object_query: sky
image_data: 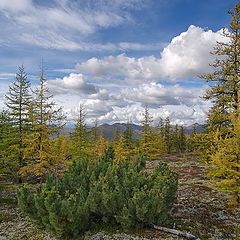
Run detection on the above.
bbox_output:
[0,0,238,126]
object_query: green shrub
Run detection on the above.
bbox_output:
[17,148,178,239]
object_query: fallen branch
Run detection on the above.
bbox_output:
[151,224,200,240]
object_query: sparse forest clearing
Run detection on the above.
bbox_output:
[1,1,240,240]
[1,153,239,240]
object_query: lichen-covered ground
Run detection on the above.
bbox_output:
[146,153,240,240]
[0,153,239,240]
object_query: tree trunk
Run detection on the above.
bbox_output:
[151,224,200,240]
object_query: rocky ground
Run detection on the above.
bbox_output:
[0,153,239,240]
[146,153,240,240]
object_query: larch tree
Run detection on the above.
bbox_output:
[202,3,240,204]
[202,3,240,133]
[209,113,240,205]
[19,68,65,180]
[49,136,71,178]
[4,66,32,181]
[71,104,91,158]
[140,106,165,160]
[94,135,108,158]
[123,122,136,156]
[162,117,172,153]
[0,110,15,178]
[178,126,186,153]
[114,135,128,164]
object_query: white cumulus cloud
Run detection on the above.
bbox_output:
[76,25,228,81]
[47,73,99,95]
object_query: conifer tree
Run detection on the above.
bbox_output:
[163,117,172,153]
[71,104,91,158]
[49,136,70,178]
[178,126,186,153]
[123,122,136,156]
[114,135,127,164]
[0,110,15,178]
[4,66,32,181]
[202,3,240,204]
[140,106,165,160]
[140,106,153,159]
[93,135,108,158]
[114,128,121,143]
[209,113,240,204]
[172,124,179,152]
[19,68,65,179]
[202,3,240,132]
[123,122,134,147]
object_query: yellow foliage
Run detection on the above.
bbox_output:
[114,136,128,164]
[209,114,240,204]
[140,129,166,160]
[19,124,70,179]
[48,136,70,176]
[93,135,107,158]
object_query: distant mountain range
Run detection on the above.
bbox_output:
[97,123,143,140]
[61,123,205,140]
[97,123,205,140]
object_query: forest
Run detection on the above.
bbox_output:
[0,2,239,240]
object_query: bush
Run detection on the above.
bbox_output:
[17,148,178,239]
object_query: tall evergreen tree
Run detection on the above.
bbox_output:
[202,3,240,132]
[4,66,32,181]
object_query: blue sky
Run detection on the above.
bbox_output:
[0,0,238,125]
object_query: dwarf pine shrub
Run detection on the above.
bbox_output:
[17,148,178,239]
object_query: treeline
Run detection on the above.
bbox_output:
[1,2,240,208]
[0,65,193,183]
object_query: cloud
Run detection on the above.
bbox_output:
[21,33,164,51]
[76,25,228,81]
[0,0,32,12]
[47,73,99,95]
[121,82,205,107]
[0,82,9,110]
[0,72,15,80]
[49,76,209,126]
[159,25,228,79]
[76,54,154,82]
[53,25,225,124]
[0,0,150,51]
[93,103,209,126]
